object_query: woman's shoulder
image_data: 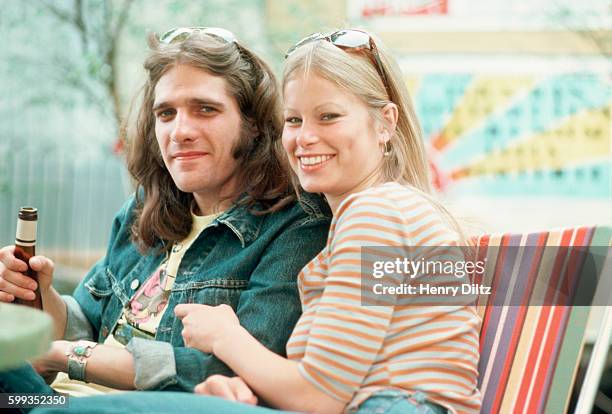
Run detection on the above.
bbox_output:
[336,182,433,219]
[333,182,459,245]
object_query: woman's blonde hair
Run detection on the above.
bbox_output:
[283,33,431,193]
[283,30,470,244]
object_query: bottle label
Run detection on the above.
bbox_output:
[16,218,37,246]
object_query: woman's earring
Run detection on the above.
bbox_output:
[382,141,392,156]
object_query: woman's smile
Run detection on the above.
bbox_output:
[298,154,336,171]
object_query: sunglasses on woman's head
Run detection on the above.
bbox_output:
[159,26,236,45]
[285,29,391,97]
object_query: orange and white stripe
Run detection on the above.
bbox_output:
[286,182,481,414]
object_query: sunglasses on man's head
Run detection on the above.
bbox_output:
[285,29,390,97]
[159,26,236,45]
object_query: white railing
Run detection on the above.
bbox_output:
[0,142,131,273]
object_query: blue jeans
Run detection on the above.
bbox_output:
[353,390,447,414]
[31,389,447,414]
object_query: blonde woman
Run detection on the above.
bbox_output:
[35,29,480,414]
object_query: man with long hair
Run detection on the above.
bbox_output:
[0,28,330,400]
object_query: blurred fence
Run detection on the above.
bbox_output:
[0,142,131,277]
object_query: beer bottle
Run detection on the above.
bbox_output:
[14,207,42,309]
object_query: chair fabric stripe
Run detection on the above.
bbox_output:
[475,226,609,414]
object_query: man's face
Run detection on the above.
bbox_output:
[153,64,243,213]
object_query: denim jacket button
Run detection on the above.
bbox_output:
[130,279,140,290]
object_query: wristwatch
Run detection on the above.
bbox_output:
[65,340,98,382]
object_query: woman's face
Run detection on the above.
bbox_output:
[282,73,385,209]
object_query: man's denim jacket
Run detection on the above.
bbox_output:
[61,192,330,392]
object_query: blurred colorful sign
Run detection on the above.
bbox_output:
[406,72,611,197]
[356,0,448,17]
[349,0,612,30]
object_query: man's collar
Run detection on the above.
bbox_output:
[215,201,265,248]
[215,192,330,248]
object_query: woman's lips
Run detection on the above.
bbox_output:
[298,154,335,171]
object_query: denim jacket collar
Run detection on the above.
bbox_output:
[215,192,331,248]
[215,201,265,248]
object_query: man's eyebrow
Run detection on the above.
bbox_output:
[189,98,226,108]
[152,101,169,112]
[152,98,226,112]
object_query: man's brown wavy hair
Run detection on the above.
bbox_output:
[125,32,292,252]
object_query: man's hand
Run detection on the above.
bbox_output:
[195,375,258,405]
[174,303,241,354]
[0,246,55,302]
[30,340,71,384]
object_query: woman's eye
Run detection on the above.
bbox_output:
[200,106,216,114]
[285,117,302,125]
[321,113,339,121]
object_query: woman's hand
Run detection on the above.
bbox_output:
[195,375,258,405]
[174,304,241,353]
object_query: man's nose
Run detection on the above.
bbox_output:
[170,112,197,143]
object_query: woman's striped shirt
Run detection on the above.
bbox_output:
[286,182,482,414]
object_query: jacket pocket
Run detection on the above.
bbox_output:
[84,267,114,299]
[84,267,130,306]
[173,278,248,308]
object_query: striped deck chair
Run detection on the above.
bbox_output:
[473,226,612,414]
